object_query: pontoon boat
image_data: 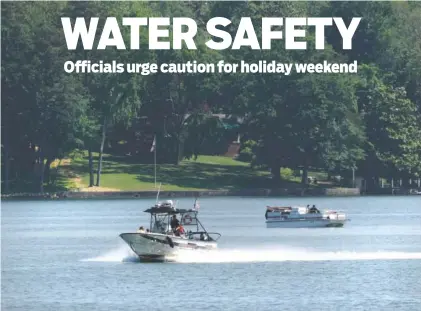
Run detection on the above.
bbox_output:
[265,205,348,228]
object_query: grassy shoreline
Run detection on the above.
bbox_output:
[5,154,418,200]
[44,154,334,192]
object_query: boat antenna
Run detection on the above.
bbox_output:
[155,183,162,204]
[193,197,200,211]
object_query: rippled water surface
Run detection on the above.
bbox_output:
[2,196,421,310]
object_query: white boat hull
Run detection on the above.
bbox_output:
[120,232,217,260]
[266,218,346,228]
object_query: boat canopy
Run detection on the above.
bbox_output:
[266,205,324,216]
[144,200,196,215]
[144,206,195,215]
[143,199,206,234]
[266,206,293,211]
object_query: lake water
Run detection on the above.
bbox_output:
[2,196,421,310]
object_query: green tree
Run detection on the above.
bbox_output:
[2,2,90,192]
[357,65,421,184]
[64,1,152,186]
[141,2,222,164]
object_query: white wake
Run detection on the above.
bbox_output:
[170,247,421,263]
[81,245,139,262]
[81,245,421,264]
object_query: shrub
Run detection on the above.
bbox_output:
[237,140,257,162]
[280,167,294,180]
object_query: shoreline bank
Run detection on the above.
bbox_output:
[2,187,420,201]
[3,187,361,200]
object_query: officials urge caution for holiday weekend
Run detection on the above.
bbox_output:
[64,60,358,75]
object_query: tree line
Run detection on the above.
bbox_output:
[2,1,421,193]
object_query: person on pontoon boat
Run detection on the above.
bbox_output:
[137,226,145,233]
[309,205,320,213]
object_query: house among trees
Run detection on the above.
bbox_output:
[107,113,244,164]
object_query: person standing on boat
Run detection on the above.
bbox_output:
[170,215,180,232]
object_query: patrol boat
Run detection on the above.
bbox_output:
[119,199,221,261]
[265,205,348,228]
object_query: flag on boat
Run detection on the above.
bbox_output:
[150,135,156,152]
[181,211,198,226]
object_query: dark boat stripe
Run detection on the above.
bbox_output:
[120,233,211,250]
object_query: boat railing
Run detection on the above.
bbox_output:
[324,212,346,220]
[266,206,292,211]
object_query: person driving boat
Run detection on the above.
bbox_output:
[309,205,320,213]
[170,215,180,232]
